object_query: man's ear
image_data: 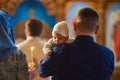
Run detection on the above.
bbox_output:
[24,27,27,35]
[73,22,77,31]
[72,17,77,31]
[24,26,28,36]
[95,25,99,34]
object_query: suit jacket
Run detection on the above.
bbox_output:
[39,35,114,80]
[17,36,48,80]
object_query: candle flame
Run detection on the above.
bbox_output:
[31,47,35,50]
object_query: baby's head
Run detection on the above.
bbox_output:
[52,21,69,45]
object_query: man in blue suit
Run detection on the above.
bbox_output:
[38,7,114,80]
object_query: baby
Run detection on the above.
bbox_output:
[43,21,73,56]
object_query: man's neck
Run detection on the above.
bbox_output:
[75,32,95,38]
[27,36,39,38]
[26,36,40,40]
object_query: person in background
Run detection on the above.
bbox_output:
[0,8,29,80]
[17,19,48,80]
[38,7,114,80]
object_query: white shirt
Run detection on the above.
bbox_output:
[17,36,48,80]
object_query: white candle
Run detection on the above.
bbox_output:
[30,47,35,63]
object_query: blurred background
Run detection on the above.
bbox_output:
[0,0,120,79]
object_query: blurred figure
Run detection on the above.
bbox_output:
[0,0,29,80]
[0,7,29,80]
[17,19,48,80]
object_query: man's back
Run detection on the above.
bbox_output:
[17,37,48,80]
[62,36,114,80]
[60,36,114,80]
[39,36,114,80]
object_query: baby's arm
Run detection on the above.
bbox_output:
[67,38,74,43]
[43,38,54,56]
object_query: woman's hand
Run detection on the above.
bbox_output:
[29,67,37,80]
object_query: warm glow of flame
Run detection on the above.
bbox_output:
[31,46,35,50]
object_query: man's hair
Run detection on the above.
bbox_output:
[77,7,99,32]
[26,19,43,37]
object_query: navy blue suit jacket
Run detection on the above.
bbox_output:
[39,36,114,80]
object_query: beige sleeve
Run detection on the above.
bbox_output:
[67,38,74,43]
[43,38,54,55]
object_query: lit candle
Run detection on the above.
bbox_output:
[30,47,35,63]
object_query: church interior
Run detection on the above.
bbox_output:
[0,0,120,79]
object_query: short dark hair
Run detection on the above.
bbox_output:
[26,19,43,37]
[77,7,99,32]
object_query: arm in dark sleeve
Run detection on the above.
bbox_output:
[38,56,55,78]
[38,44,68,78]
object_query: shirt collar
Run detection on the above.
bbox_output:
[75,35,94,42]
[27,36,40,40]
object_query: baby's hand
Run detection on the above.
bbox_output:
[43,49,52,56]
[45,51,52,56]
